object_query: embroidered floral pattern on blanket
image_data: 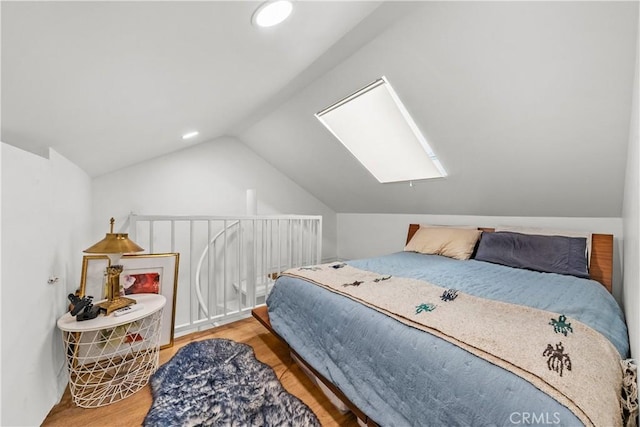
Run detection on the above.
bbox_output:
[283,263,625,427]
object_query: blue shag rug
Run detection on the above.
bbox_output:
[143,338,320,427]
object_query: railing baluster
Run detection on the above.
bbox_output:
[258,220,264,307]
[307,220,311,264]
[149,221,154,254]
[129,214,137,242]
[298,219,303,266]
[252,219,257,307]
[277,220,282,280]
[207,220,212,320]
[189,220,195,327]
[238,220,243,312]
[212,223,217,318]
[308,219,314,264]
[288,220,292,268]
[170,220,175,253]
[317,219,322,264]
[275,219,281,295]
[223,220,228,317]
[262,219,268,305]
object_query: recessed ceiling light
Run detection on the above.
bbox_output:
[252,1,293,28]
[182,131,199,140]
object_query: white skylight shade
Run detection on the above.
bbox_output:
[315,77,446,183]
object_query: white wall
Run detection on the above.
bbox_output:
[1,144,92,426]
[92,136,337,260]
[0,138,3,426]
[242,2,638,218]
[622,12,640,360]
[337,213,624,303]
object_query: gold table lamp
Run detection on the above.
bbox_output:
[84,218,145,315]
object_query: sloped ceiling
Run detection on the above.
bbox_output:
[238,1,639,217]
[1,0,382,175]
[2,1,638,217]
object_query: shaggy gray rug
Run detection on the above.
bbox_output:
[144,339,320,427]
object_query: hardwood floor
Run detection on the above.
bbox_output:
[43,317,359,427]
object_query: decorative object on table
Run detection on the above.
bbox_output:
[83,217,145,315]
[79,255,110,299]
[79,252,179,349]
[143,339,320,427]
[114,253,179,349]
[67,293,101,321]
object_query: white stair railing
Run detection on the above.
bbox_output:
[194,220,239,317]
[128,214,322,336]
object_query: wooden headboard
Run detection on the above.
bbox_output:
[406,224,613,293]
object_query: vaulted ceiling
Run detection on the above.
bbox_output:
[1,1,382,174]
[3,1,638,217]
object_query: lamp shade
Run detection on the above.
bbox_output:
[84,233,144,254]
[82,218,143,314]
[84,218,144,254]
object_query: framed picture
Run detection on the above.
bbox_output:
[79,255,109,300]
[80,253,180,349]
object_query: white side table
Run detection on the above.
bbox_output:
[57,293,166,408]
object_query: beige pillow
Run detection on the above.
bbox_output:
[405,226,482,260]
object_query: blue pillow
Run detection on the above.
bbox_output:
[474,231,589,279]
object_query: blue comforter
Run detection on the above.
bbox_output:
[266,252,629,427]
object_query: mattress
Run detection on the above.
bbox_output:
[266,252,629,426]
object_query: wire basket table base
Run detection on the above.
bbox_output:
[61,310,162,408]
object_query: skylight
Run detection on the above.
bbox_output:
[315,76,446,184]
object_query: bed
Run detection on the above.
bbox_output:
[253,225,633,426]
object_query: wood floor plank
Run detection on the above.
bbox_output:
[42,317,358,427]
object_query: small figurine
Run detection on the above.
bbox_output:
[67,294,101,321]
